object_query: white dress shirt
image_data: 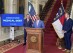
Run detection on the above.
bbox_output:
[66,18,69,21]
[27,19,29,22]
[36,20,40,26]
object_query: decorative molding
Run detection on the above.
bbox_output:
[29,0,35,3]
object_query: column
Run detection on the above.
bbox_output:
[32,0,39,14]
[35,0,39,14]
[4,0,18,13]
[70,3,73,19]
[4,0,18,40]
[25,0,28,18]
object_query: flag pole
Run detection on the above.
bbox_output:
[61,0,65,12]
[61,0,63,2]
[61,0,63,4]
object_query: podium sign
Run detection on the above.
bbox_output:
[26,28,44,53]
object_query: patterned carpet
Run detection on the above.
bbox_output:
[0,35,73,53]
[0,35,24,53]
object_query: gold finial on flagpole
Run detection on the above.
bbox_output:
[61,0,63,4]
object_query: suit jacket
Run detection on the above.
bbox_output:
[24,18,32,27]
[62,18,73,33]
[62,18,73,50]
[32,20,45,28]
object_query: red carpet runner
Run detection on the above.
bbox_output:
[44,0,67,53]
[5,44,26,53]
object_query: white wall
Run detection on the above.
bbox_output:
[70,3,73,19]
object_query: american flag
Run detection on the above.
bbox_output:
[28,2,36,22]
[31,15,36,22]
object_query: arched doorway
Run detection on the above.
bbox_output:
[19,0,25,16]
[0,0,4,14]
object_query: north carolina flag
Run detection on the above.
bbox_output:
[52,3,65,39]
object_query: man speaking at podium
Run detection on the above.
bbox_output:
[32,15,45,28]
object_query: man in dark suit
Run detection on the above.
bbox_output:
[62,12,73,52]
[32,14,45,28]
[24,14,33,45]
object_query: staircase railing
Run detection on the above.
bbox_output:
[44,0,57,24]
[40,0,72,26]
[40,0,54,20]
[44,0,72,25]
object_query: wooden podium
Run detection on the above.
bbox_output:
[25,28,44,53]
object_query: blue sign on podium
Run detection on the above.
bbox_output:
[1,14,24,26]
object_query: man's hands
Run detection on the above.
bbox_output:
[62,30,67,33]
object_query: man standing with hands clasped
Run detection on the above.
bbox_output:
[62,12,73,53]
[24,14,33,45]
